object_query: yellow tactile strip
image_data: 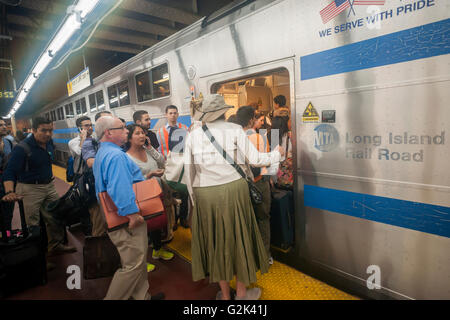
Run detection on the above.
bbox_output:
[53,165,358,300]
[52,164,71,184]
[168,227,359,300]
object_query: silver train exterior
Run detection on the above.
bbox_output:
[39,0,449,299]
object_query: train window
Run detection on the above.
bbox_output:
[89,90,105,112]
[50,110,56,121]
[118,80,130,107]
[80,98,87,115]
[136,71,151,102]
[108,81,129,108]
[152,64,170,99]
[75,98,87,115]
[45,113,50,120]
[65,103,74,118]
[75,100,81,115]
[89,93,97,112]
[96,90,105,111]
[108,85,119,109]
[55,150,62,162]
[57,107,64,120]
[135,63,170,102]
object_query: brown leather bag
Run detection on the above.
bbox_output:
[83,234,121,280]
[99,178,165,232]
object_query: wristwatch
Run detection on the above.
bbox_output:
[4,191,14,195]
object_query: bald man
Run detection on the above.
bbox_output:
[93,116,164,300]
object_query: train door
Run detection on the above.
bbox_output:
[199,59,301,259]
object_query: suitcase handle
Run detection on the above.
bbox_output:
[0,199,28,242]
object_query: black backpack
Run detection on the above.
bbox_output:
[47,141,98,217]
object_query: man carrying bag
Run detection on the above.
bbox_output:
[92,115,164,300]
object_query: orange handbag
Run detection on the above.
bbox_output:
[99,178,165,232]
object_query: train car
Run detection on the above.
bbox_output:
[38,0,450,299]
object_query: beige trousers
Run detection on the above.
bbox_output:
[16,182,65,251]
[104,222,150,300]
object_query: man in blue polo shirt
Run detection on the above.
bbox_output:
[2,117,76,259]
[94,115,164,300]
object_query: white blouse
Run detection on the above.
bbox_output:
[184,120,281,200]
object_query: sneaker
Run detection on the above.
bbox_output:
[152,249,174,261]
[147,263,156,272]
[235,287,261,300]
[268,257,274,265]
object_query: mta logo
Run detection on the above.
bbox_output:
[314,124,340,152]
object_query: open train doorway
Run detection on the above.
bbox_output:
[211,68,291,121]
[210,67,296,259]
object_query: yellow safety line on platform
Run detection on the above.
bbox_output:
[168,227,359,300]
[53,164,71,184]
[53,165,359,300]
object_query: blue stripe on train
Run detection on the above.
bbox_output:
[53,138,71,144]
[300,18,450,80]
[304,184,450,238]
[53,127,79,134]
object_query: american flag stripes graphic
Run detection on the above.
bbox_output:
[320,0,386,24]
[320,0,351,24]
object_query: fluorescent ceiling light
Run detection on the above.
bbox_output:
[31,53,52,77]
[76,0,100,18]
[48,14,81,55]
[23,75,37,92]
[7,0,101,117]
[16,91,27,103]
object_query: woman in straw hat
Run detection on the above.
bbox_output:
[184,94,283,300]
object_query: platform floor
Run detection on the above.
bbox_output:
[5,166,359,300]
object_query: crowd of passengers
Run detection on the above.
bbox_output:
[0,94,293,300]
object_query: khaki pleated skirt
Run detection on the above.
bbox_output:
[191,178,269,286]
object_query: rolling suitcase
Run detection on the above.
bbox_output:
[270,188,294,250]
[0,200,47,298]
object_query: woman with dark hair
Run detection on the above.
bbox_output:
[125,124,175,272]
[236,106,273,265]
[253,112,265,132]
[271,95,290,118]
[270,116,290,147]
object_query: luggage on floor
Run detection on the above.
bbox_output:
[270,188,294,250]
[0,200,47,298]
[83,234,121,280]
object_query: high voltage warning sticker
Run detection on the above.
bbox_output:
[302,102,319,122]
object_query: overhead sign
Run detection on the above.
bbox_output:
[67,67,92,97]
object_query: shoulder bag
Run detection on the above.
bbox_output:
[98,178,165,232]
[201,124,263,205]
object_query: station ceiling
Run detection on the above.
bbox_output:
[0,0,235,119]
